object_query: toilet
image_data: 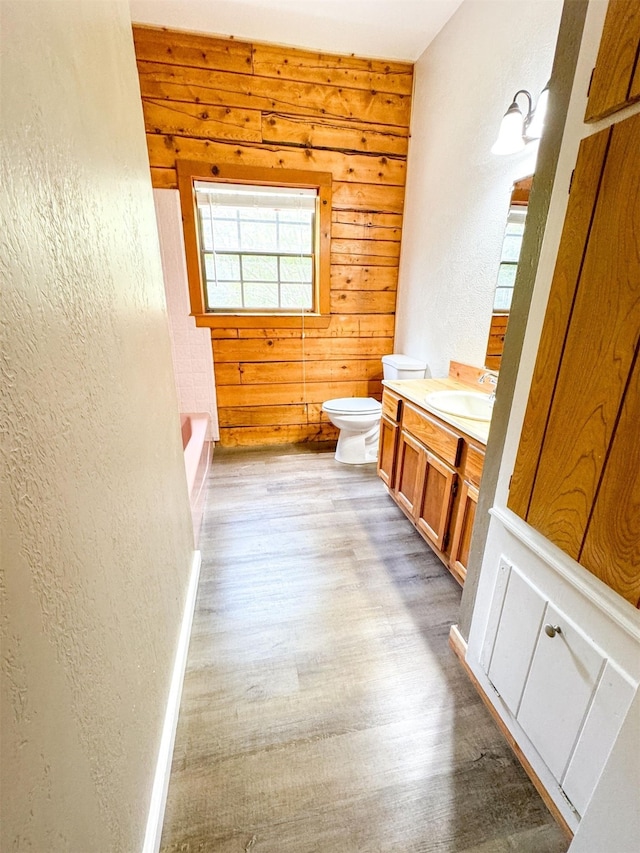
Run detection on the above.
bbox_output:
[322,354,427,464]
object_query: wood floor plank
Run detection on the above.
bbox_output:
[160,446,568,853]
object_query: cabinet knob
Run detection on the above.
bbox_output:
[544,624,562,638]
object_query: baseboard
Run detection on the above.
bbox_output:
[143,550,202,853]
[448,624,573,841]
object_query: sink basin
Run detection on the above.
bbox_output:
[425,390,494,422]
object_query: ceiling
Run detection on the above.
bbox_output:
[128,0,465,62]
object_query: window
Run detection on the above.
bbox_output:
[493,205,526,312]
[178,161,331,326]
[196,183,315,312]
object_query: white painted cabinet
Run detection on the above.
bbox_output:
[486,567,546,714]
[482,560,636,818]
[517,602,605,782]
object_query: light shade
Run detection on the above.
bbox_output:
[527,84,549,140]
[491,101,526,155]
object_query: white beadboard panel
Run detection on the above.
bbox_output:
[479,555,511,673]
[516,603,606,783]
[562,661,637,817]
[486,567,547,715]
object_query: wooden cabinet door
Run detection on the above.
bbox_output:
[377,414,399,488]
[585,0,640,121]
[415,451,457,552]
[394,430,426,519]
[449,480,478,584]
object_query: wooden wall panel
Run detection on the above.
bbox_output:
[133,24,411,447]
[215,359,383,386]
[136,61,411,125]
[250,43,414,94]
[210,315,395,339]
[508,111,640,606]
[584,0,640,122]
[146,135,407,185]
[485,313,509,371]
[526,115,640,559]
[507,129,611,519]
[262,114,409,157]
[580,345,640,607]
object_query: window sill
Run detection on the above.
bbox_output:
[193,313,332,329]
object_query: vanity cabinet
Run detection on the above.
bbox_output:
[379,387,485,584]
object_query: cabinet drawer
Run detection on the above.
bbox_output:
[465,444,485,488]
[402,403,462,467]
[382,389,402,422]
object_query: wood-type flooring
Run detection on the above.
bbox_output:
[160,445,569,853]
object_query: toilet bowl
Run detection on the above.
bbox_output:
[321,397,382,464]
[323,353,427,465]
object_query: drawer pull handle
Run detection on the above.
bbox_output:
[544,624,562,638]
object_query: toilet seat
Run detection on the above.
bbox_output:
[322,397,382,416]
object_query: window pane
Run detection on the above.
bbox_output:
[505,220,525,236]
[204,254,215,279]
[279,224,312,253]
[279,209,313,223]
[237,206,276,222]
[244,282,279,308]
[242,255,278,281]
[200,217,214,251]
[240,220,277,251]
[215,254,240,281]
[496,263,517,289]
[281,283,313,309]
[501,233,523,263]
[280,255,312,283]
[206,281,242,309]
[494,287,513,311]
[211,216,239,250]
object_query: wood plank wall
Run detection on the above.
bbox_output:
[133,25,413,446]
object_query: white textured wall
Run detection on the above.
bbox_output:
[395,0,562,377]
[0,1,194,850]
[154,190,219,440]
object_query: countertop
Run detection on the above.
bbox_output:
[382,378,492,445]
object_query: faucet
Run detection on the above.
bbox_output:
[478,371,498,402]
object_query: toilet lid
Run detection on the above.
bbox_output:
[322,397,382,415]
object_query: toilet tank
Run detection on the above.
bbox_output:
[382,354,427,380]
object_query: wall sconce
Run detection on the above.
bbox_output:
[492,83,550,155]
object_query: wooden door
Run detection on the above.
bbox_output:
[449,480,478,585]
[394,431,426,519]
[415,452,457,553]
[377,414,399,488]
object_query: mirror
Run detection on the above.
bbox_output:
[485,176,531,370]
